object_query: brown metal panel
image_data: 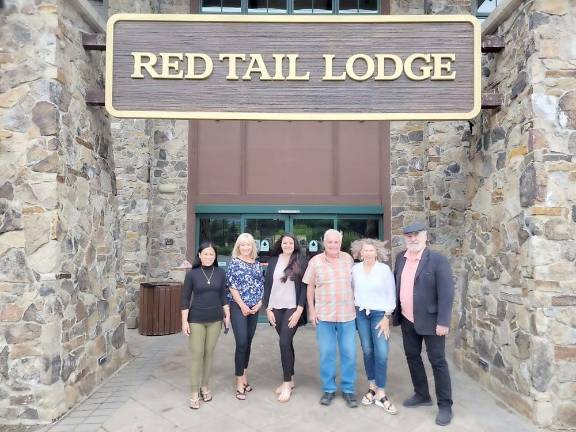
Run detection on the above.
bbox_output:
[337,122,381,196]
[197,121,243,195]
[245,121,333,196]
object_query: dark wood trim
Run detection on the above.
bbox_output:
[187,120,199,258]
[380,121,391,247]
[187,0,198,255]
[82,33,106,50]
[481,35,505,53]
[482,93,503,109]
[381,0,391,245]
[381,0,390,14]
[86,89,105,106]
[240,122,247,196]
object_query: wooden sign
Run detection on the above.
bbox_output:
[106,14,481,121]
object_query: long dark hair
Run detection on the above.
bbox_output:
[270,233,302,283]
[192,242,219,268]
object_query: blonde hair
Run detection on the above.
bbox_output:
[350,238,390,262]
[232,233,258,260]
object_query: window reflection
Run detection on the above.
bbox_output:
[202,0,378,14]
[198,216,241,266]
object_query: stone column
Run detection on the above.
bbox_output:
[389,1,427,258]
[146,0,190,282]
[107,0,159,328]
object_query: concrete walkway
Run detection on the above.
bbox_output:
[40,326,538,432]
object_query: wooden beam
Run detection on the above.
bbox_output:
[482,35,505,53]
[482,93,503,109]
[86,89,105,106]
[82,33,106,51]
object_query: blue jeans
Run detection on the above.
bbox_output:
[355,308,389,389]
[316,320,357,394]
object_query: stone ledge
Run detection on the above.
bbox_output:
[482,0,523,36]
[71,0,106,33]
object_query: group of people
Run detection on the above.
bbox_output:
[180,222,456,426]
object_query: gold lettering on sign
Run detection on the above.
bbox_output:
[374,54,403,81]
[184,53,213,79]
[404,54,433,81]
[322,55,345,81]
[242,54,272,81]
[431,54,456,80]
[286,54,310,81]
[345,54,374,82]
[159,53,184,79]
[131,52,160,79]
[272,54,286,80]
[130,52,457,82]
[219,53,246,80]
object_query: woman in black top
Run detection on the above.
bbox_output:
[263,233,307,402]
[181,242,230,410]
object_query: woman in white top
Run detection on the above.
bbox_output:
[351,238,398,414]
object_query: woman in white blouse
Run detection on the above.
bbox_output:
[351,238,398,414]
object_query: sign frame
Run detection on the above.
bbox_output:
[105,14,482,121]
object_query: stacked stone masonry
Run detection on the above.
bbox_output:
[454,1,576,430]
[0,0,575,429]
[0,0,128,423]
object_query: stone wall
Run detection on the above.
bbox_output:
[454,1,576,430]
[0,0,127,423]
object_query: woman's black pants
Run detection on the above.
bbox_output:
[230,301,259,376]
[273,308,299,382]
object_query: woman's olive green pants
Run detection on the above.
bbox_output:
[189,321,221,394]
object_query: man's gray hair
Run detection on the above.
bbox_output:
[323,229,343,242]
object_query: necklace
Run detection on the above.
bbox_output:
[200,267,215,285]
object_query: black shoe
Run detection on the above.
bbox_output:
[320,392,336,406]
[436,407,453,426]
[342,392,358,408]
[402,394,433,408]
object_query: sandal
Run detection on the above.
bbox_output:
[375,394,398,415]
[189,395,200,410]
[275,383,295,394]
[200,388,212,402]
[236,387,246,401]
[362,389,376,405]
[244,383,253,392]
[277,385,293,403]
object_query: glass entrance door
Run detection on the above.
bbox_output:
[197,212,382,266]
[244,215,287,264]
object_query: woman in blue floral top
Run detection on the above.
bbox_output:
[226,232,264,400]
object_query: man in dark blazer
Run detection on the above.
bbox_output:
[392,222,455,426]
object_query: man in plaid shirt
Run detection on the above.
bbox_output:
[304,229,357,408]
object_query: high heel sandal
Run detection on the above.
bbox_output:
[200,388,212,402]
[189,395,200,410]
[362,389,376,405]
[236,386,246,400]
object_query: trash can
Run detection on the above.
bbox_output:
[139,282,182,336]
